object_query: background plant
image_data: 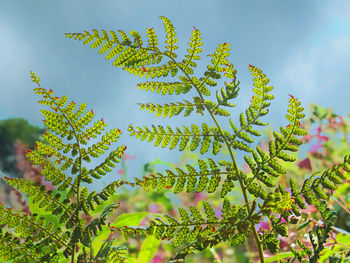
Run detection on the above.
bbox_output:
[100,103,350,263]
[0,73,142,262]
[1,102,349,262]
[0,119,45,211]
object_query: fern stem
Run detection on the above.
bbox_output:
[52,90,82,262]
[213,113,265,263]
[36,81,83,262]
[71,249,75,263]
[209,109,265,262]
[119,41,266,262]
[166,55,265,262]
[72,123,82,263]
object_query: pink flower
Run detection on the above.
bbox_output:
[150,255,164,263]
[194,193,206,204]
[318,135,329,143]
[302,135,313,143]
[310,143,322,153]
[297,158,312,171]
[315,126,322,135]
[279,236,290,249]
[257,220,270,233]
[125,154,136,161]
[302,125,329,154]
[329,116,344,129]
[118,169,125,176]
[338,116,344,125]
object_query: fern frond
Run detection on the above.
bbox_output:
[1,72,133,261]
[179,25,203,75]
[244,96,306,194]
[25,144,77,192]
[211,75,240,116]
[138,98,205,118]
[29,71,126,184]
[81,201,121,246]
[137,81,192,95]
[135,158,237,197]
[128,123,227,155]
[160,16,178,59]
[1,177,77,221]
[260,191,295,215]
[64,16,350,263]
[290,155,350,211]
[82,179,135,216]
[228,65,275,151]
[65,16,182,79]
[0,202,71,262]
[145,27,160,52]
[93,241,129,263]
[84,145,126,182]
[198,42,231,91]
[285,156,350,262]
[290,205,338,262]
[144,200,220,248]
[157,200,250,262]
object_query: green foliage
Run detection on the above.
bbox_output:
[0,118,44,175]
[135,158,236,198]
[65,16,350,262]
[128,123,227,155]
[0,72,136,262]
[134,236,161,263]
[287,156,350,262]
[0,15,348,263]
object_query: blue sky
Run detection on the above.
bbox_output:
[1,0,349,191]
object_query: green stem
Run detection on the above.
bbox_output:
[127,44,266,262]
[46,87,82,263]
[165,55,265,262]
[209,105,265,263]
[35,82,83,262]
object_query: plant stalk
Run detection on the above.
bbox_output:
[167,55,265,262]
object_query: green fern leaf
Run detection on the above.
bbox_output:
[173,227,189,247]
[202,201,218,222]
[160,16,178,59]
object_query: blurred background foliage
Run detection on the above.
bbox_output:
[0,103,349,262]
[0,118,44,175]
